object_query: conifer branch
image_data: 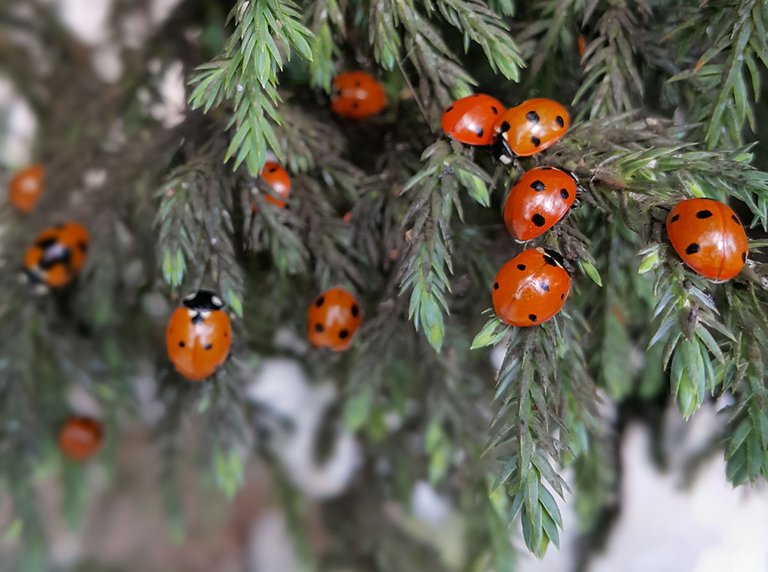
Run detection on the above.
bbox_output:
[669,0,768,149]
[307,0,346,91]
[396,140,491,352]
[188,0,313,175]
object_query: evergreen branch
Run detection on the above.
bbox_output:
[307,0,346,91]
[431,0,525,81]
[156,150,245,314]
[573,2,647,117]
[396,140,491,352]
[188,0,313,175]
[669,0,768,148]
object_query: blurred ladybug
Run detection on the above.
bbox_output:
[666,198,748,282]
[166,290,232,381]
[578,35,587,58]
[260,161,291,208]
[307,287,362,351]
[492,248,571,327]
[494,98,570,157]
[503,167,579,241]
[8,164,44,213]
[331,71,387,120]
[23,222,89,290]
[58,417,103,461]
[441,94,505,146]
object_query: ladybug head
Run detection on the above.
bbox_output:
[183,289,224,311]
[19,267,50,296]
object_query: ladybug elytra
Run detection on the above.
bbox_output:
[666,198,748,282]
[23,222,89,289]
[58,417,103,461]
[260,161,291,208]
[492,248,571,327]
[307,287,362,351]
[494,98,570,157]
[503,167,578,241]
[442,94,505,146]
[8,164,44,213]
[331,71,387,120]
[166,290,232,381]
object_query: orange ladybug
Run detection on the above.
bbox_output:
[503,167,578,241]
[331,71,387,120]
[494,98,570,157]
[666,198,748,282]
[166,290,232,381]
[441,94,505,146]
[261,161,291,208]
[492,248,571,327]
[578,35,587,58]
[58,417,103,461]
[307,287,362,351]
[8,164,44,213]
[23,222,89,289]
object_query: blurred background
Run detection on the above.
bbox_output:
[1,1,768,571]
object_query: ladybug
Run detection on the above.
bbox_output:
[260,161,291,208]
[441,94,505,146]
[331,71,387,120]
[307,287,362,351]
[503,167,578,241]
[166,290,232,381]
[58,417,103,461]
[666,198,748,282]
[8,164,44,213]
[494,98,570,157]
[578,35,587,58]
[23,222,89,289]
[492,248,571,327]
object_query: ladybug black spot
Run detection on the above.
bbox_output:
[498,121,511,133]
[332,88,341,97]
[493,282,499,290]
[178,341,185,348]
[352,102,360,108]
[532,214,546,227]
[541,282,550,292]
[543,255,557,267]
[742,252,747,262]
[78,240,88,253]
[315,324,324,333]
[560,293,565,300]
[531,136,541,147]
[686,243,700,255]
[531,180,545,192]
[560,188,569,199]
[490,106,499,115]
[316,296,325,308]
[732,214,741,224]
[517,264,526,271]
[339,329,349,339]
[696,210,713,219]
[268,166,278,173]
[526,111,540,123]
[670,214,680,223]
[224,332,228,338]
[351,304,359,317]
[354,80,361,87]
[555,115,565,128]
[446,105,454,112]
[529,314,538,322]
[204,343,213,350]
[476,127,484,137]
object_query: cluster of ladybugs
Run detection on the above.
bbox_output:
[440,92,750,326]
[7,70,751,459]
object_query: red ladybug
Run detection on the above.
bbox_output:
[492,248,571,327]
[494,98,570,157]
[58,417,103,461]
[166,290,232,381]
[307,287,362,351]
[23,222,89,289]
[8,164,44,213]
[260,161,291,208]
[441,94,505,146]
[578,35,587,58]
[666,198,748,282]
[503,167,578,241]
[331,71,387,120]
